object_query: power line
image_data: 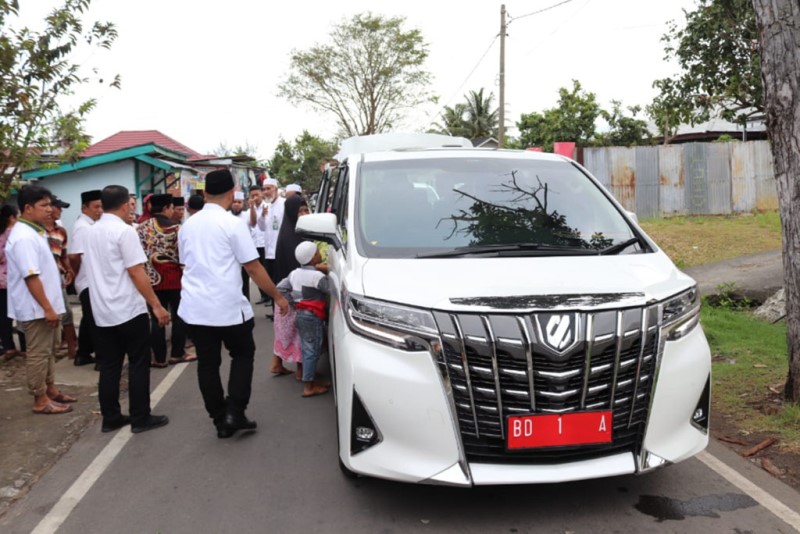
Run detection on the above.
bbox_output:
[422,34,499,129]
[508,0,576,23]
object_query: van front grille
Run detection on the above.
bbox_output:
[432,306,661,464]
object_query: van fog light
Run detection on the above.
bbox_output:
[355,427,376,442]
[693,408,705,422]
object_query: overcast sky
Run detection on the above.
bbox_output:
[17,0,698,160]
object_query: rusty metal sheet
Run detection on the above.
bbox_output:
[658,145,686,215]
[608,147,636,211]
[634,146,659,219]
[731,142,757,212]
[582,148,610,190]
[683,143,709,215]
[707,143,732,214]
[753,141,779,211]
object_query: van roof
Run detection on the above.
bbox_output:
[336,133,472,159]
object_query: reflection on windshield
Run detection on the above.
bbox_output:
[356,157,637,258]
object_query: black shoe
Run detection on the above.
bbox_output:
[74,354,96,366]
[216,422,236,439]
[224,412,257,431]
[255,297,268,305]
[101,415,131,433]
[131,414,169,434]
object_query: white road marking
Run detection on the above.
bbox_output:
[697,450,800,532]
[31,363,189,534]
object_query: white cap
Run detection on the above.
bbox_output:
[233,191,245,200]
[295,241,318,265]
[286,183,302,193]
[264,177,278,187]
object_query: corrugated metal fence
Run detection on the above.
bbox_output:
[581,141,778,218]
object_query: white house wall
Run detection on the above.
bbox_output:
[31,159,135,236]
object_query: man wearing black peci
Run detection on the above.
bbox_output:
[178,169,288,438]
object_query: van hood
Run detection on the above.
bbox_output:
[359,253,694,312]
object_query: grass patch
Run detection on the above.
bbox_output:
[640,211,781,268]
[701,303,800,446]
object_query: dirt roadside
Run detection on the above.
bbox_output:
[0,251,795,519]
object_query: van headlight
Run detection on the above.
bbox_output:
[661,286,700,341]
[344,291,438,351]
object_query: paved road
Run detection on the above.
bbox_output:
[685,249,783,299]
[2,312,799,533]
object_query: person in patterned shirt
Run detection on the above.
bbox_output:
[136,194,195,367]
[46,197,77,360]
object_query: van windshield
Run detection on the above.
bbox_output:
[355,157,640,259]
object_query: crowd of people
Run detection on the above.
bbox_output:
[0,170,330,438]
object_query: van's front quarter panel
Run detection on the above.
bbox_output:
[336,330,463,483]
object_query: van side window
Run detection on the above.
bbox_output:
[335,172,349,250]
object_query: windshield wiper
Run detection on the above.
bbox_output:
[599,237,642,255]
[416,243,597,258]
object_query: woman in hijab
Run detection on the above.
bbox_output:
[270,195,310,378]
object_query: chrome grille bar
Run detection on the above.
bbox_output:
[628,307,649,428]
[452,315,480,438]
[609,311,623,408]
[580,314,595,409]
[481,316,505,440]
[517,316,536,412]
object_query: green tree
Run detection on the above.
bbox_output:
[0,0,118,201]
[513,80,600,152]
[278,13,433,137]
[267,131,337,192]
[648,0,762,139]
[431,102,470,138]
[595,101,652,147]
[432,88,499,141]
[753,0,800,401]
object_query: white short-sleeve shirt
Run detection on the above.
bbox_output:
[5,219,66,321]
[75,213,148,327]
[178,203,259,326]
[70,213,95,295]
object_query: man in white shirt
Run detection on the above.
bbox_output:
[75,185,171,434]
[179,169,288,439]
[5,184,74,414]
[247,185,270,305]
[67,189,103,367]
[257,178,285,316]
[231,191,251,298]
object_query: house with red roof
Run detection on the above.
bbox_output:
[22,130,266,234]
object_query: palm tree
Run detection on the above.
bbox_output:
[463,88,499,140]
[432,103,470,138]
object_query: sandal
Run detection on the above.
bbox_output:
[169,354,197,365]
[271,367,292,377]
[150,361,168,368]
[49,391,77,403]
[33,402,73,415]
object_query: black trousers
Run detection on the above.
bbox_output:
[95,313,151,424]
[76,288,97,358]
[256,247,268,300]
[0,288,26,353]
[149,289,186,363]
[188,319,255,423]
[241,266,250,300]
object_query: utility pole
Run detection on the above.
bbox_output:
[498,4,507,148]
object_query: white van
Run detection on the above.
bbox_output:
[297,133,710,486]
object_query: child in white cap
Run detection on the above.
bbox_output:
[276,241,330,397]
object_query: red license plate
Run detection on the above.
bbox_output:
[506,411,613,449]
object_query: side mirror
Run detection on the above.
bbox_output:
[296,213,341,249]
[625,210,639,224]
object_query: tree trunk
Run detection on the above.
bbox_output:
[753,0,800,401]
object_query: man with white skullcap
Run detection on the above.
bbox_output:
[285,184,302,198]
[256,177,285,317]
[179,169,289,438]
[231,191,252,298]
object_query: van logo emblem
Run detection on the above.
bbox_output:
[534,312,581,358]
[545,315,573,350]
